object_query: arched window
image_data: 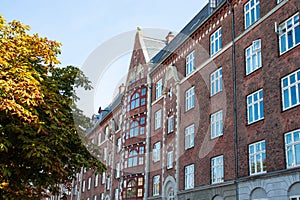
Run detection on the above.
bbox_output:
[127,180,137,198]
[130,121,139,138]
[128,150,138,167]
[167,188,175,200]
[130,93,140,109]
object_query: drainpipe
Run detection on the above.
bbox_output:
[226,0,239,199]
[145,68,153,199]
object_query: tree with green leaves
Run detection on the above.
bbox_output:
[0,15,105,199]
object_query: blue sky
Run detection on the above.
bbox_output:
[2,0,207,116]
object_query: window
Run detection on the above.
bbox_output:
[116,162,120,178]
[167,151,173,169]
[98,133,101,145]
[277,0,283,3]
[211,28,222,55]
[82,180,86,192]
[107,177,110,190]
[103,147,107,161]
[186,51,195,76]
[130,93,140,109]
[185,124,195,149]
[282,69,300,110]
[95,174,99,187]
[245,40,262,75]
[101,172,106,184]
[153,142,161,162]
[249,140,266,175]
[128,150,138,167]
[139,146,144,165]
[88,177,91,190]
[211,155,224,184]
[127,180,137,198]
[117,137,122,152]
[167,116,174,133]
[285,129,300,168]
[130,121,139,138]
[138,177,143,186]
[94,195,97,200]
[279,13,300,55]
[153,175,160,196]
[247,89,264,124]
[155,110,162,130]
[114,189,119,200]
[185,87,195,111]
[185,164,194,189]
[167,188,175,200]
[244,0,260,29]
[105,126,109,139]
[156,79,162,99]
[211,68,223,96]
[211,110,223,139]
[101,193,104,200]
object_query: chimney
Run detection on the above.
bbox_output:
[165,32,174,44]
[119,83,125,94]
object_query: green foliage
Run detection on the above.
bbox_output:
[0,15,105,199]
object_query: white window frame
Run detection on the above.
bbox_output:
[101,172,106,184]
[82,180,86,192]
[88,177,91,190]
[249,140,266,175]
[211,68,223,96]
[156,79,163,99]
[290,195,300,200]
[247,89,264,124]
[154,109,162,130]
[153,142,161,162]
[185,164,194,189]
[244,0,260,29]
[95,174,99,187]
[153,175,160,196]
[167,115,174,133]
[211,155,224,184]
[185,87,195,111]
[281,69,300,110]
[186,51,195,76]
[117,137,122,152]
[210,27,222,56]
[94,195,97,200]
[245,39,262,75]
[114,188,119,200]
[279,13,300,55]
[167,151,173,169]
[211,110,223,139]
[185,124,195,150]
[285,129,300,168]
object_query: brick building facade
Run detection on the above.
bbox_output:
[68,0,300,199]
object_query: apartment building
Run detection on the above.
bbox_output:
[70,0,300,199]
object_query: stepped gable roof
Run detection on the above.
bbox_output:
[150,0,226,67]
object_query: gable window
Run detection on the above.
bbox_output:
[211,28,222,56]
[211,68,223,96]
[211,155,224,184]
[247,89,264,124]
[153,142,161,162]
[244,0,260,29]
[282,69,300,110]
[185,87,195,111]
[211,110,223,139]
[128,150,138,167]
[279,13,300,55]
[246,40,262,75]
[153,175,160,196]
[249,140,266,175]
[186,51,195,76]
[285,129,300,168]
[154,110,162,130]
[167,115,174,133]
[130,93,140,109]
[156,79,162,99]
[167,151,173,169]
[185,164,194,189]
[185,124,195,149]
